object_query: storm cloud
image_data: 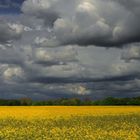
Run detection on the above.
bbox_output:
[0,0,140,100]
[22,0,140,47]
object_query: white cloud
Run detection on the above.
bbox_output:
[34,37,59,48]
[34,46,78,63]
[2,66,25,83]
[22,0,59,26]
[8,23,24,35]
[0,22,24,43]
[22,0,53,14]
[44,84,91,95]
[111,60,140,76]
[42,62,87,77]
[121,43,140,62]
[69,85,90,95]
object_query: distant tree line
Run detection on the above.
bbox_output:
[0,97,140,106]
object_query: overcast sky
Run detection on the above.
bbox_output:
[0,0,140,100]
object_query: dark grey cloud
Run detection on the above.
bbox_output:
[22,0,140,48]
[0,0,140,100]
[4,75,140,100]
[0,46,24,65]
[115,0,140,12]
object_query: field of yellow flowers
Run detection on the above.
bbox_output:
[0,106,140,140]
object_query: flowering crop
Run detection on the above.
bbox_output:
[0,106,140,140]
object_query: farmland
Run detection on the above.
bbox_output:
[0,106,140,140]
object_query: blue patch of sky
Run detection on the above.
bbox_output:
[0,0,25,14]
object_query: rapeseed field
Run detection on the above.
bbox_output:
[0,106,140,140]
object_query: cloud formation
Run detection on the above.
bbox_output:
[0,21,23,43]
[34,46,78,65]
[22,0,140,47]
[121,43,140,62]
[0,0,140,100]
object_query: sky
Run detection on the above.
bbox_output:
[0,0,140,100]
